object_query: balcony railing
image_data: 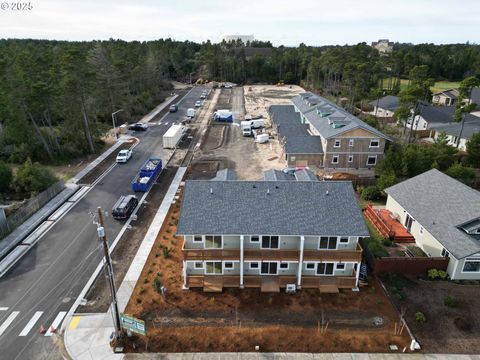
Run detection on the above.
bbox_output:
[182,242,362,263]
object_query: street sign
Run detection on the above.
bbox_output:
[120,313,146,336]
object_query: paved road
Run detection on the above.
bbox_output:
[0,86,205,360]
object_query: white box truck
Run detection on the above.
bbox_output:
[163,124,185,149]
[241,121,252,136]
[187,108,195,118]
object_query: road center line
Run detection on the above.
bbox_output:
[19,311,43,337]
[45,311,66,337]
[0,311,20,337]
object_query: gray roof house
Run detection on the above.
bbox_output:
[432,89,460,106]
[385,169,480,280]
[177,178,367,292]
[369,95,400,117]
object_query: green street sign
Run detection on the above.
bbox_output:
[120,313,146,336]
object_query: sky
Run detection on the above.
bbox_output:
[1,0,479,46]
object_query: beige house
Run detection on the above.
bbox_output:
[432,89,459,106]
[371,39,394,54]
[385,169,480,280]
[177,171,368,293]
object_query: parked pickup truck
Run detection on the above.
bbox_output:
[131,157,162,192]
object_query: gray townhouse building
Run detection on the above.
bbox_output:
[176,170,368,293]
[269,93,390,170]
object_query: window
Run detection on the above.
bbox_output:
[367,156,377,166]
[441,248,450,258]
[423,122,427,129]
[336,263,345,270]
[193,235,203,243]
[261,236,279,249]
[249,262,259,269]
[316,262,334,275]
[369,139,380,148]
[319,236,337,250]
[194,262,203,269]
[205,261,222,274]
[463,258,480,273]
[349,139,354,147]
[250,235,260,243]
[261,262,278,275]
[224,262,234,269]
[306,263,315,270]
[339,237,349,244]
[205,235,222,248]
[280,263,289,270]
[332,155,339,164]
[348,155,353,163]
[334,139,341,148]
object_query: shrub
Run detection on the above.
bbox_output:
[153,276,162,293]
[427,268,439,279]
[444,296,457,308]
[360,186,382,201]
[139,286,145,294]
[415,312,426,323]
[438,270,447,279]
[0,161,13,193]
[445,162,475,180]
[15,159,58,193]
[162,247,171,258]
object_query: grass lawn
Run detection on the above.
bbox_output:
[381,78,460,93]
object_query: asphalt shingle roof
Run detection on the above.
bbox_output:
[419,105,457,125]
[177,180,369,237]
[270,105,323,154]
[433,89,459,99]
[211,169,237,181]
[292,92,390,140]
[369,95,400,111]
[385,169,480,259]
[432,117,480,140]
[262,169,318,181]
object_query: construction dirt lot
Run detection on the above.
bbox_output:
[382,274,480,354]
[190,85,308,180]
[120,186,413,354]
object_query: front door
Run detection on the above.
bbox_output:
[404,214,413,232]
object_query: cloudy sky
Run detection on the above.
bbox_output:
[1,0,479,45]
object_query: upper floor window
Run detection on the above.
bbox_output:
[349,139,354,147]
[319,236,337,250]
[369,139,380,148]
[334,139,341,148]
[261,236,279,249]
[348,155,353,163]
[367,156,377,166]
[332,155,339,164]
[205,235,222,248]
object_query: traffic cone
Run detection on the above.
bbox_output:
[39,325,46,334]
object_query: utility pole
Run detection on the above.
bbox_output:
[96,207,122,339]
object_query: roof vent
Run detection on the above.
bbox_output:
[275,185,279,189]
[267,188,270,195]
[325,190,329,196]
[253,185,256,188]
[210,188,213,194]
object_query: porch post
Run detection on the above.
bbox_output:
[353,261,361,291]
[182,260,188,290]
[240,235,244,288]
[297,236,305,289]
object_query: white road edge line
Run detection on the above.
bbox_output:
[61,87,197,336]
[19,311,43,337]
[45,311,66,337]
[0,311,20,337]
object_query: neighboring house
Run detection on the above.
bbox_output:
[288,92,391,169]
[371,39,394,54]
[432,89,459,106]
[368,95,400,118]
[467,87,480,110]
[222,34,255,44]
[408,104,480,150]
[432,117,480,151]
[177,170,368,293]
[385,169,480,280]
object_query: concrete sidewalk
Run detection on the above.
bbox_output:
[138,94,178,123]
[65,167,187,360]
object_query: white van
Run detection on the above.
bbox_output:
[241,121,252,136]
[187,108,196,118]
[250,119,265,129]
